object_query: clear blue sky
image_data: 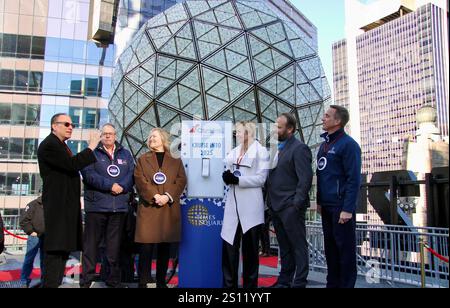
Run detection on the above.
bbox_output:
[290,0,345,86]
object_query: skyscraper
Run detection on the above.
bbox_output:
[333,0,449,175]
[332,0,449,223]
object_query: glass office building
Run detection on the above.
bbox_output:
[109,0,331,160]
[0,0,115,213]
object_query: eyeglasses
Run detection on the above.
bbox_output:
[101,132,116,136]
[55,122,76,128]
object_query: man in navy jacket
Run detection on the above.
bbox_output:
[316,105,361,288]
[80,123,135,288]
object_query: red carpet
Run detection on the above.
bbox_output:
[0,257,278,286]
[259,256,278,268]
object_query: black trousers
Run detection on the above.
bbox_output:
[222,224,261,288]
[321,206,357,288]
[42,251,69,288]
[138,243,170,287]
[81,212,125,287]
[260,210,271,254]
[271,206,308,288]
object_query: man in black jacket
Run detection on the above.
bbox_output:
[19,196,45,287]
[266,113,313,288]
[37,113,100,288]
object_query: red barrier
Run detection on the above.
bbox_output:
[424,244,449,263]
[2,228,28,241]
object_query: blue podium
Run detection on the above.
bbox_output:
[178,198,224,288]
[177,121,232,288]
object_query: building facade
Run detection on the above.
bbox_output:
[333,0,449,175]
[333,0,449,223]
[0,0,115,214]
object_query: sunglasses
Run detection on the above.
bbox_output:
[56,122,76,128]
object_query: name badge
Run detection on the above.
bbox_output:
[107,165,121,177]
[233,170,242,177]
[153,172,167,185]
[317,157,327,171]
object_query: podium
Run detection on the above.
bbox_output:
[178,121,232,288]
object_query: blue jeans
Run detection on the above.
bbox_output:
[20,235,44,286]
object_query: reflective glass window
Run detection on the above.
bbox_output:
[44,37,60,61]
[98,108,109,127]
[104,45,115,66]
[59,38,74,62]
[0,138,8,159]
[11,104,27,125]
[26,104,40,126]
[14,71,29,90]
[9,139,24,159]
[0,70,14,90]
[2,34,17,57]
[72,40,86,64]
[56,72,72,94]
[84,108,98,128]
[101,77,111,98]
[28,71,43,92]
[85,77,99,96]
[42,72,58,93]
[86,42,101,65]
[23,139,39,160]
[31,36,46,59]
[70,74,83,95]
[16,35,31,58]
[69,107,82,127]
[0,103,11,124]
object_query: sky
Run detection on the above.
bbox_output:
[290,0,346,89]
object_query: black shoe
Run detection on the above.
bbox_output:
[80,282,93,288]
[268,282,290,288]
[156,283,168,288]
[106,282,128,288]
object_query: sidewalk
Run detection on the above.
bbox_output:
[0,253,416,288]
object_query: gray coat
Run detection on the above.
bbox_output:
[266,136,313,212]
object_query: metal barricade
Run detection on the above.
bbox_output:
[305,222,448,288]
[2,215,27,253]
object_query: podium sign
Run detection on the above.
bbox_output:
[178,121,232,288]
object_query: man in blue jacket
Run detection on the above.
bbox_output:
[316,105,361,288]
[80,123,135,288]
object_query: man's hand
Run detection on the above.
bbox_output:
[88,130,101,151]
[111,183,123,195]
[30,232,38,237]
[338,211,353,224]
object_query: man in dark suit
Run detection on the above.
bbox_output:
[266,113,313,288]
[37,113,100,288]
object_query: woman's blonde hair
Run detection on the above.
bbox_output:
[147,127,170,152]
[236,121,257,139]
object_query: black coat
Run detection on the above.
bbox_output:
[38,133,96,252]
[19,197,45,236]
